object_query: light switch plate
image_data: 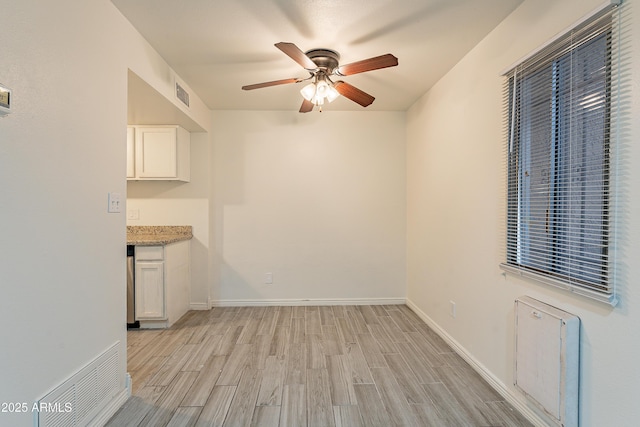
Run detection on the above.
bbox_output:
[0,83,11,116]
[108,192,121,213]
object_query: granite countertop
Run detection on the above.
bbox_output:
[127,225,193,246]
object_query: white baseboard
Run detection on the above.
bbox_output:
[209,297,405,307]
[405,299,549,427]
[86,386,130,427]
[189,302,210,310]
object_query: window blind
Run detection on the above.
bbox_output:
[501,2,630,305]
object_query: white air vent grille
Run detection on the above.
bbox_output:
[175,81,190,108]
[42,387,75,427]
[38,342,120,427]
[514,297,579,427]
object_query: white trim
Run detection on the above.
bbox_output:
[500,263,618,306]
[500,0,620,75]
[137,319,169,329]
[209,297,405,307]
[189,302,210,311]
[86,387,130,427]
[405,298,552,427]
[125,372,132,394]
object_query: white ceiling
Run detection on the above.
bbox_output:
[113,0,523,113]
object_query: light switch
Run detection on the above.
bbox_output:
[108,192,121,213]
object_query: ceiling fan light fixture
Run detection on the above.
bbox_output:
[300,82,316,101]
[300,79,340,108]
[326,85,340,103]
[315,80,329,98]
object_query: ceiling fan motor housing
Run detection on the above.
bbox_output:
[305,49,340,73]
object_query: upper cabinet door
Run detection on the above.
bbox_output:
[129,125,190,182]
[135,127,178,178]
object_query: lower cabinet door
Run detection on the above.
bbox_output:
[135,261,165,319]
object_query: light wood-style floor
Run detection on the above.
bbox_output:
[107,305,532,426]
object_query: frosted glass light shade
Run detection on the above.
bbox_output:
[327,86,340,102]
[300,83,316,101]
[300,80,341,105]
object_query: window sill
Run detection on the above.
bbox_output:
[499,263,618,307]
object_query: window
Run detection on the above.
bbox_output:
[501,3,629,305]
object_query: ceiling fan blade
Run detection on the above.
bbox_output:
[333,81,375,107]
[299,99,314,113]
[242,78,300,91]
[335,53,398,76]
[275,42,317,70]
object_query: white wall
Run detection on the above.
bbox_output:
[406,0,640,425]
[211,111,406,305]
[0,1,210,425]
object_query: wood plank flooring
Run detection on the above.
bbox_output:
[107,305,532,427]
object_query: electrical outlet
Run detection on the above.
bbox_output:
[265,272,273,284]
[127,209,140,220]
[450,301,456,318]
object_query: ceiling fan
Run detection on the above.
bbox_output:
[242,42,398,113]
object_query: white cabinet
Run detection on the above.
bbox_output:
[126,126,135,179]
[127,125,190,182]
[135,246,165,320]
[135,241,190,328]
[135,261,164,319]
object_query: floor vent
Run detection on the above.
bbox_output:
[37,342,120,427]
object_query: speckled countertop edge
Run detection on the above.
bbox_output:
[127,225,192,246]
